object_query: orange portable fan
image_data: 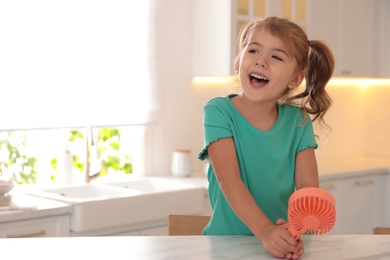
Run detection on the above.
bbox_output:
[287,187,336,239]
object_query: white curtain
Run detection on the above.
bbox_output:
[0,0,159,130]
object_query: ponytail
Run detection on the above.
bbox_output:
[292,40,335,127]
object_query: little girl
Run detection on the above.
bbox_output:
[198,16,334,259]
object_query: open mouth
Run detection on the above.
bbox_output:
[250,73,269,87]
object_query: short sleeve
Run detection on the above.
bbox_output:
[296,116,318,153]
[198,100,233,160]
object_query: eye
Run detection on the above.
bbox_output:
[248,49,258,54]
[272,55,283,61]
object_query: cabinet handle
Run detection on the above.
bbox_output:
[354,179,374,186]
[7,230,46,238]
[320,184,336,190]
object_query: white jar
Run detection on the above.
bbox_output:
[171,149,192,177]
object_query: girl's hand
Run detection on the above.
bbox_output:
[259,220,298,259]
[276,218,304,259]
[292,238,304,259]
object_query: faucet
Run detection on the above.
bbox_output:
[85,127,101,183]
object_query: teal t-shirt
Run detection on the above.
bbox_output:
[198,95,318,235]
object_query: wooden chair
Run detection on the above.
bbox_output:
[373,227,390,235]
[167,214,210,235]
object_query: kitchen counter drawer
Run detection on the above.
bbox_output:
[320,172,386,234]
[0,215,70,238]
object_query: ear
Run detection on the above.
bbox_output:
[288,70,305,89]
[234,57,240,73]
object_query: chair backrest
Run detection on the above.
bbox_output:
[167,214,210,236]
[373,227,390,235]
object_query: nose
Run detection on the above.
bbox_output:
[255,57,267,68]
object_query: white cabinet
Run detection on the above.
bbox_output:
[343,175,385,234]
[72,223,168,237]
[110,230,140,236]
[319,179,344,234]
[307,0,382,77]
[385,173,390,227]
[192,0,234,76]
[379,0,390,77]
[108,226,167,236]
[140,226,167,236]
[320,172,387,234]
[194,0,389,78]
[0,215,70,238]
[192,0,307,76]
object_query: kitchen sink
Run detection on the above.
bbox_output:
[103,177,198,193]
[28,183,141,203]
[26,177,205,233]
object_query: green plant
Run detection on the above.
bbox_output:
[98,128,132,175]
[67,128,132,177]
[0,132,38,184]
[1,128,133,184]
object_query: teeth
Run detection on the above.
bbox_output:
[250,73,268,80]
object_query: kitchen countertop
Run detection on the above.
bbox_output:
[317,156,390,180]
[0,235,389,259]
[181,156,390,187]
[0,191,73,224]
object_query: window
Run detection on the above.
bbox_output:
[0,1,158,183]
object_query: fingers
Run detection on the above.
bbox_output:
[283,238,304,259]
[276,235,297,253]
[276,220,299,247]
[291,238,304,259]
[267,244,297,259]
[269,245,294,259]
[278,225,298,247]
[275,224,301,259]
[263,236,295,258]
[261,222,303,259]
[271,227,298,257]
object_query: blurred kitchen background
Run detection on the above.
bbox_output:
[1,0,390,238]
[0,0,389,181]
[152,0,390,176]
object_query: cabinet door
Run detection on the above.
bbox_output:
[192,0,234,76]
[110,230,140,236]
[192,0,308,76]
[140,226,167,236]
[319,179,344,234]
[385,173,390,226]
[0,215,70,238]
[379,0,390,77]
[308,0,380,77]
[338,0,379,77]
[343,174,385,234]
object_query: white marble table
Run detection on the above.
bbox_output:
[0,235,389,259]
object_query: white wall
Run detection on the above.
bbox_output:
[315,83,390,160]
[364,85,390,157]
[144,0,209,176]
[145,0,390,177]
[315,85,366,160]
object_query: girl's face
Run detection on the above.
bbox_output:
[236,29,303,104]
